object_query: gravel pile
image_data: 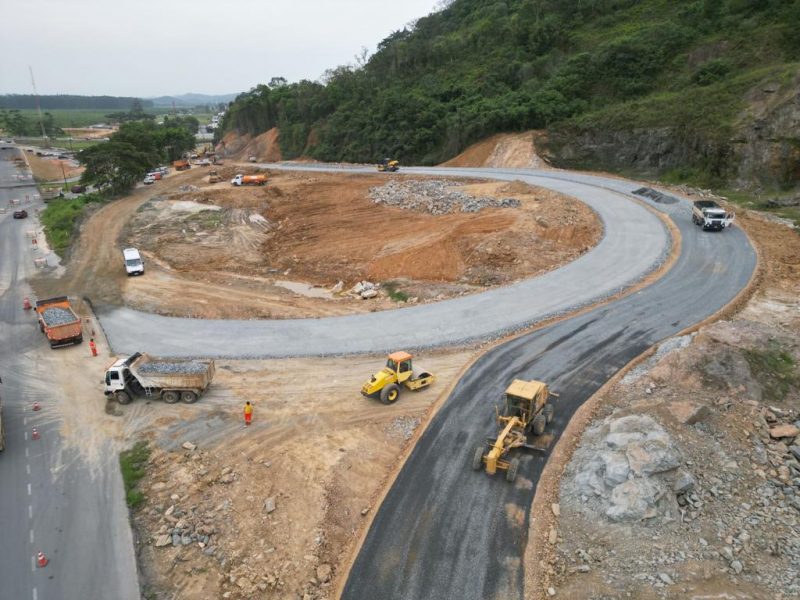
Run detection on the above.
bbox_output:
[369,179,520,215]
[139,361,209,375]
[41,307,77,326]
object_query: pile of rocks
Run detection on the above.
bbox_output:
[40,307,76,326]
[349,281,380,300]
[564,415,688,523]
[139,361,210,374]
[369,179,520,215]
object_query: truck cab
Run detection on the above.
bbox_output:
[123,248,144,276]
[692,200,734,231]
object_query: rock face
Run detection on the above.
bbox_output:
[563,415,685,523]
[541,76,800,189]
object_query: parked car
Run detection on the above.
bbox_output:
[156,166,169,175]
[13,210,28,219]
[143,174,156,185]
[71,184,86,194]
[122,248,144,276]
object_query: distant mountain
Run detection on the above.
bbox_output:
[148,93,239,107]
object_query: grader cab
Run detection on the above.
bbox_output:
[361,351,435,404]
[471,379,556,483]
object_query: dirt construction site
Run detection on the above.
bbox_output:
[22,133,800,600]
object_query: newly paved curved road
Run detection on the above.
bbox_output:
[98,166,671,357]
[0,148,139,600]
[341,177,756,599]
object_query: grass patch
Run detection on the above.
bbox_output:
[743,343,800,403]
[119,441,151,510]
[39,192,105,256]
[382,281,409,303]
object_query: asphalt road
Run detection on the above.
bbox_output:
[341,174,756,599]
[0,148,139,600]
[98,166,670,358]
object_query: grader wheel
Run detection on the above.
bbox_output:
[543,403,554,424]
[532,414,546,436]
[471,445,485,471]
[380,383,401,405]
[506,458,520,483]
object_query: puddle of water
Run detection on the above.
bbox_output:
[274,279,335,299]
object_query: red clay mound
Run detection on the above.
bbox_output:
[218,128,282,162]
[442,131,549,169]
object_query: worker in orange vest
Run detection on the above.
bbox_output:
[89,338,98,357]
[244,401,253,426]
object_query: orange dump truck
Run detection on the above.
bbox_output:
[35,296,83,348]
[230,173,267,186]
[173,159,191,171]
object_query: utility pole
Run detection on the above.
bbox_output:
[28,66,49,147]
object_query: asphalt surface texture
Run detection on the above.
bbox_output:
[98,165,670,358]
[341,172,756,599]
[0,147,139,600]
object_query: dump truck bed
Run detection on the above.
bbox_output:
[35,296,82,346]
[130,353,215,390]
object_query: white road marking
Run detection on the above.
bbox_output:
[27,483,31,496]
[33,588,38,600]
[26,464,30,475]
[29,529,33,544]
[28,505,33,519]
[24,431,28,441]
[25,447,29,458]
[30,555,34,572]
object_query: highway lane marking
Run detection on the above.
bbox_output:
[30,555,34,573]
[28,505,32,519]
[24,431,27,441]
[29,529,33,544]
[33,588,37,600]
[26,463,30,475]
[27,483,31,496]
[25,447,29,458]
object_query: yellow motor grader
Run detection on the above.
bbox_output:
[361,351,435,404]
[377,158,400,172]
[472,379,556,483]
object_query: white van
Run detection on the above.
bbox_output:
[123,248,144,276]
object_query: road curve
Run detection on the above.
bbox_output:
[0,148,139,600]
[341,176,756,599]
[98,166,670,358]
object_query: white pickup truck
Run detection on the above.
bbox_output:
[692,200,734,231]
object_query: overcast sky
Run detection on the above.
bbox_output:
[0,0,441,97]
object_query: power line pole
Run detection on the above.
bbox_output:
[28,65,49,146]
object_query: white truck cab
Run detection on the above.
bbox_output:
[123,247,144,276]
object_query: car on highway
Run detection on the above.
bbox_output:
[13,209,28,219]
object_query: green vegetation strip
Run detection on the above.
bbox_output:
[744,344,800,403]
[119,441,151,509]
[39,193,104,255]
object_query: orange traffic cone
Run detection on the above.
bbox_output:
[36,552,48,567]
[32,401,41,412]
[31,428,40,440]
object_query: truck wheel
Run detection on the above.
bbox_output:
[181,391,198,404]
[380,384,400,405]
[472,445,485,471]
[163,391,179,404]
[532,414,546,436]
[506,458,520,483]
[116,391,132,405]
[75,334,83,344]
[543,403,554,424]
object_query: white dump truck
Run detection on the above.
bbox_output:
[104,352,215,405]
[692,200,734,231]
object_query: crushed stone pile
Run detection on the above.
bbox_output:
[139,361,210,375]
[369,179,521,215]
[41,307,77,326]
[562,414,690,523]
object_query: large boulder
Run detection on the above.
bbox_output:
[606,478,665,522]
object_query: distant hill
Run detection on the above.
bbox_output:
[0,94,152,110]
[148,93,238,107]
[221,0,800,189]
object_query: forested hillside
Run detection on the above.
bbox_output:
[220,0,800,187]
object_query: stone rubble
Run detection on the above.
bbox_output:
[40,307,77,326]
[138,361,210,375]
[368,179,521,215]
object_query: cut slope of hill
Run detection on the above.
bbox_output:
[220,0,800,189]
[441,131,548,169]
